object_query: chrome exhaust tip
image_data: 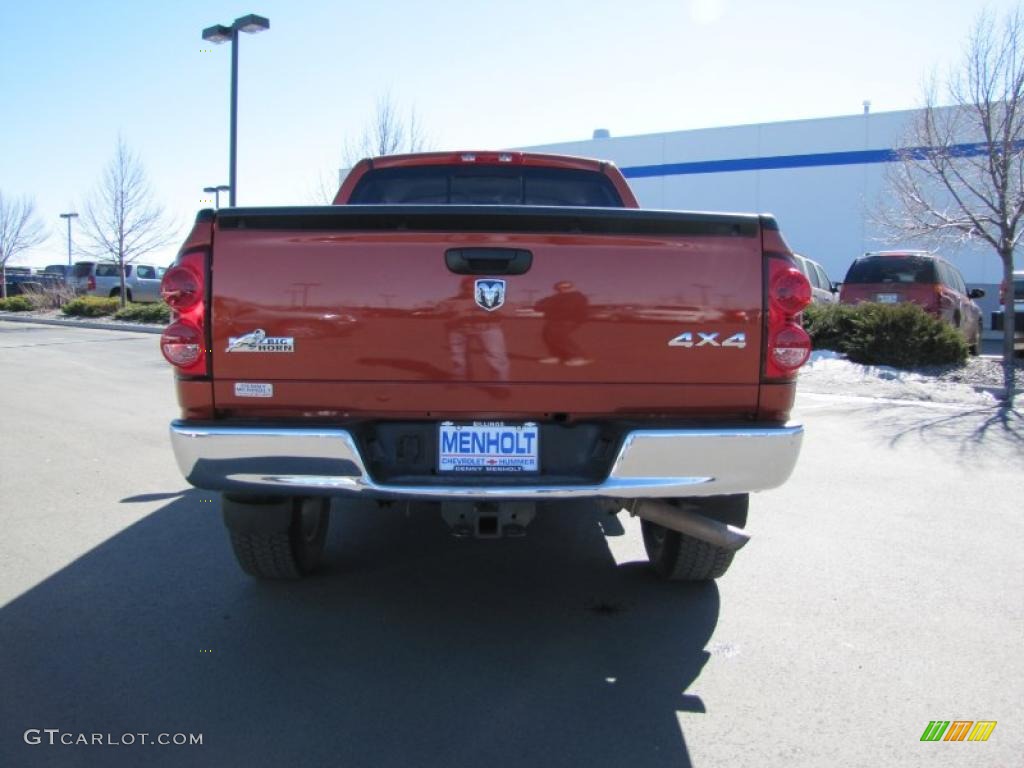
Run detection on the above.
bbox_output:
[631,499,750,552]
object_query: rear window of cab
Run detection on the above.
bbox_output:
[844,255,937,285]
[349,165,625,207]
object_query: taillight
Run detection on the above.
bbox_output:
[770,267,813,315]
[160,265,201,310]
[87,276,96,291]
[161,321,203,366]
[161,249,209,376]
[770,325,812,371]
[764,256,812,378]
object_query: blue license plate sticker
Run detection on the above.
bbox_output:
[438,422,539,473]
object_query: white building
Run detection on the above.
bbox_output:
[524,108,1012,325]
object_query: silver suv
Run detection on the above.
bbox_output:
[793,253,837,304]
[69,261,166,303]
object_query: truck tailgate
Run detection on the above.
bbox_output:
[209,206,765,415]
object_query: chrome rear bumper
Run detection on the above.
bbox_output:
[169,421,803,500]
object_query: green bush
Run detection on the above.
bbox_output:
[803,302,967,368]
[113,302,170,324]
[0,296,34,312]
[802,303,859,351]
[61,296,120,317]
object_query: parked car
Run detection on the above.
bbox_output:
[69,261,166,302]
[991,269,1024,356]
[39,264,72,282]
[793,253,837,304]
[839,250,984,353]
[3,266,63,296]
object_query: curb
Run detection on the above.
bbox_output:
[0,313,164,335]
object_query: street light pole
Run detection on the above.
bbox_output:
[202,14,270,208]
[59,212,78,267]
[229,28,239,207]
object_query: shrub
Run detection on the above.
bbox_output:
[845,303,968,367]
[20,282,77,309]
[113,302,170,324]
[802,303,859,351]
[61,296,120,317]
[0,296,34,312]
[803,302,967,368]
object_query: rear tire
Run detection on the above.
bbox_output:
[641,495,748,582]
[222,495,330,579]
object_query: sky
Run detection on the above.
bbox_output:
[1,0,1019,268]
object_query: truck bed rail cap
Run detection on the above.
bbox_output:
[213,205,760,237]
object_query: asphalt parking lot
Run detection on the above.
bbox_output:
[0,320,1021,768]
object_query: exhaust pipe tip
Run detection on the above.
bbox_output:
[633,499,750,552]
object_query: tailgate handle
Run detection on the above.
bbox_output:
[445,248,533,275]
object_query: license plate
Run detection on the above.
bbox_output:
[438,422,539,473]
[876,293,900,303]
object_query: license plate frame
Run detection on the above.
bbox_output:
[876,293,900,304]
[438,421,540,474]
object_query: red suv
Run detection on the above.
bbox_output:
[839,251,984,353]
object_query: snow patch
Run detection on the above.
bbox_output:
[799,351,997,405]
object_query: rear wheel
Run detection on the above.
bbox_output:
[641,495,748,582]
[222,495,330,579]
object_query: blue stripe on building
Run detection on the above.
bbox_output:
[620,141,995,178]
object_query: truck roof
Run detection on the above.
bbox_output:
[333,151,639,207]
[364,150,613,172]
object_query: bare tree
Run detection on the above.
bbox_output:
[0,193,47,299]
[307,169,339,205]
[342,93,431,169]
[313,95,432,204]
[80,137,176,306]
[879,7,1023,405]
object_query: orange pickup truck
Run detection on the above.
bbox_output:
[161,151,812,582]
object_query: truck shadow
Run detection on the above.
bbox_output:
[0,492,718,768]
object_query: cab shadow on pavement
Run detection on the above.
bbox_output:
[0,492,718,768]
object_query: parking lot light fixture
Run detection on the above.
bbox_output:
[234,14,270,34]
[59,212,78,267]
[201,14,270,207]
[202,185,230,210]
[201,24,233,44]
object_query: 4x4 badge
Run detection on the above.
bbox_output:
[668,331,746,348]
[475,279,506,311]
